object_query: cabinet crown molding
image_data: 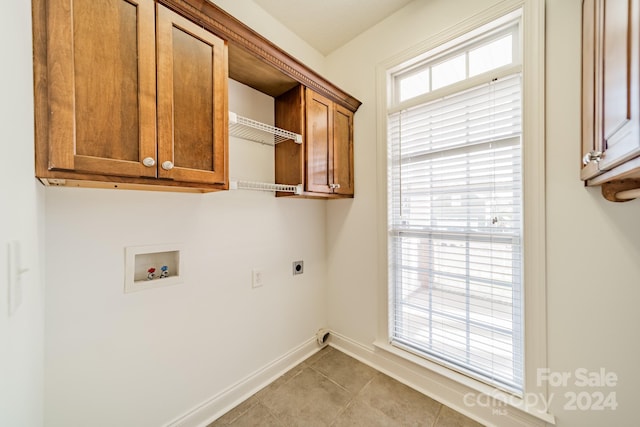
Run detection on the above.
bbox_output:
[158,0,362,113]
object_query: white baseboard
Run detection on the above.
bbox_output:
[328,332,553,427]
[164,332,552,427]
[164,337,320,427]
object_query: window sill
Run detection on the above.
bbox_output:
[372,340,556,425]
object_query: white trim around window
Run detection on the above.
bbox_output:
[374,0,552,425]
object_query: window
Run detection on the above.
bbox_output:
[387,18,523,394]
[395,25,518,102]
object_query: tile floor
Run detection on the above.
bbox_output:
[208,346,484,426]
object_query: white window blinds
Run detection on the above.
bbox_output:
[388,73,523,394]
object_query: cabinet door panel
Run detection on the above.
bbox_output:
[599,0,640,171]
[581,0,598,180]
[306,88,332,193]
[333,104,354,195]
[172,27,214,172]
[602,0,630,139]
[156,5,228,185]
[47,0,157,177]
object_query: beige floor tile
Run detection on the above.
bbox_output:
[434,405,485,427]
[227,402,282,426]
[331,399,401,427]
[210,348,488,427]
[207,395,260,426]
[304,345,334,365]
[253,362,307,402]
[357,373,442,426]
[261,366,351,426]
[311,349,378,394]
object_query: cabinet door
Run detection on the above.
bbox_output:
[581,0,598,180]
[582,0,640,179]
[47,0,157,177]
[332,104,354,195]
[156,5,228,185]
[305,88,333,193]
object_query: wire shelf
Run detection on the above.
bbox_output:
[229,112,302,145]
[230,180,303,195]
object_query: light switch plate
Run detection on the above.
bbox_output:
[252,269,264,288]
[8,241,27,316]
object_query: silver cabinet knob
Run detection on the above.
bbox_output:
[329,183,341,189]
[582,150,602,166]
[142,157,155,167]
[161,161,174,171]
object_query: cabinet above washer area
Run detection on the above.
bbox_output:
[32,0,362,194]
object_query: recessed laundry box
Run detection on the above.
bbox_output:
[124,244,183,293]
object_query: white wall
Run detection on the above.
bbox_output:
[0,1,46,427]
[324,0,640,426]
[545,0,640,425]
[40,1,331,425]
[44,80,328,426]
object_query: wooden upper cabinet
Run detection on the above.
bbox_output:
[46,0,157,178]
[36,0,228,191]
[581,0,640,185]
[156,5,228,184]
[275,86,354,198]
[34,0,359,193]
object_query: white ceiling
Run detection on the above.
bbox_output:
[253,0,415,55]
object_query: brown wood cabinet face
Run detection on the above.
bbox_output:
[306,88,333,194]
[332,104,354,196]
[156,5,228,184]
[275,86,355,198]
[47,0,157,177]
[581,0,640,181]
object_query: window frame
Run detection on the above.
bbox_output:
[388,16,524,395]
[375,0,551,423]
[393,22,521,105]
